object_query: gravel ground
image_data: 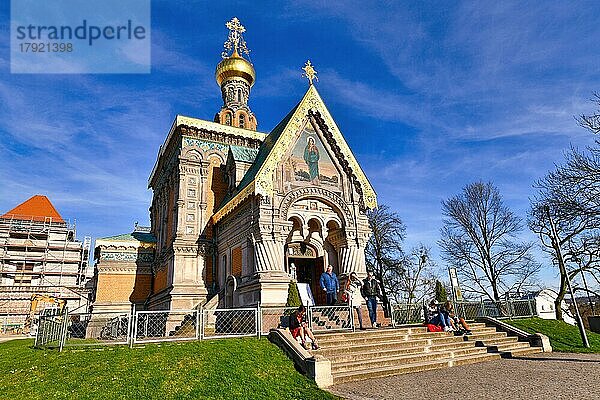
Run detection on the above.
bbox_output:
[329,352,600,400]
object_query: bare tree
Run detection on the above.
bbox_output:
[440,182,540,302]
[529,149,600,319]
[388,244,438,304]
[577,92,600,136]
[365,204,405,315]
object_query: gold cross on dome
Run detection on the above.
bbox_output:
[302,60,318,85]
[222,17,251,58]
[226,17,246,34]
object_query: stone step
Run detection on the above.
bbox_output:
[498,346,543,358]
[475,336,520,347]
[332,347,489,373]
[468,323,487,329]
[316,326,427,341]
[332,352,501,384]
[319,341,478,362]
[464,331,509,341]
[315,335,466,355]
[464,327,498,334]
[317,330,453,345]
[487,341,532,352]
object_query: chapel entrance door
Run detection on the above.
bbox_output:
[288,255,326,305]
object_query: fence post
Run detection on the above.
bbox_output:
[480,298,486,317]
[256,303,261,339]
[199,305,204,340]
[528,299,534,317]
[59,309,68,352]
[195,309,200,340]
[128,304,135,348]
[33,315,39,347]
[132,307,139,347]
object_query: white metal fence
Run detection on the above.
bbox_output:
[134,309,199,344]
[33,304,356,351]
[391,299,537,327]
[33,299,537,350]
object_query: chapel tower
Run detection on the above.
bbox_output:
[214,17,258,130]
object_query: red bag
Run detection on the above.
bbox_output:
[426,324,443,332]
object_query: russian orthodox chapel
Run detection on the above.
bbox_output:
[93,18,377,313]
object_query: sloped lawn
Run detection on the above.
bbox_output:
[0,338,337,400]
[507,317,600,353]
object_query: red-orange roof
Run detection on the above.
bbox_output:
[0,195,65,223]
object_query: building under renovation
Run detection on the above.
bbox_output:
[0,195,93,325]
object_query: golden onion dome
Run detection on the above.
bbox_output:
[215,51,255,87]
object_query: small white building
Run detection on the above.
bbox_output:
[529,288,576,325]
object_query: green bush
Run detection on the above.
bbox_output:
[286,280,302,307]
[435,280,447,303]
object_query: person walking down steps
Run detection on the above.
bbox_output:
[344,272,365,330]
[361,270,382,328]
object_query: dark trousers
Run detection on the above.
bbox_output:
[366,296,378,324]
[326,292,337,305]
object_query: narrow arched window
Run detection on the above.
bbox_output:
[237,89,242,102]
[225,113,232,126]
[239,113,246,129]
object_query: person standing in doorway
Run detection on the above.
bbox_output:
[361,270,382,328]
[319,265,339,305]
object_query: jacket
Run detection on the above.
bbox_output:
[320,272,339,293]
[346,279,363,305]
[361,277,381,298]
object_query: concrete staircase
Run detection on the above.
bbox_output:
[464,324,543,358]
[311,322,542,384]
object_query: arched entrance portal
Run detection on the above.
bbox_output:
[286,242,325,305]
[285,212,346,305]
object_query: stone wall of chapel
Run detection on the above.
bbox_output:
[215,199,255,284]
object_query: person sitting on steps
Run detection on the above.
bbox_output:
[441,300,472,335]
[289,305,319,350]
[426,299,453,332]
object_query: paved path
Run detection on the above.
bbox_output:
[0,335,28,343]
[329,352,600,400]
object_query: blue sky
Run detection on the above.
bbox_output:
[1,1,599,289]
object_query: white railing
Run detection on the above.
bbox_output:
[133,309,198,344]
[391,299,537,327]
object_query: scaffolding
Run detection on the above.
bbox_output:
[0,214,93,324]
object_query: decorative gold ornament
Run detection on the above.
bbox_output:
[216,17,256,87]
[222,17,251,59]
[302,60,318,85]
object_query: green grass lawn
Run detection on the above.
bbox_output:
[0,338,337,400]
[507,317,600,353]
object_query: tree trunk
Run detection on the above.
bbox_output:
[554,241,568,321]
[554,275,567,321]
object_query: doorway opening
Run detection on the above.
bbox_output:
[288,252,326,305]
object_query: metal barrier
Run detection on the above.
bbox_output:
[308,305,353,332]
[31,299,537,351]
[201,308,258,339]
[133,310,198,344]
[35,309,69,350]
[64,312,132,347]
[259,306,296,334]
[391,303,423,326]
[454,299,537,321]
